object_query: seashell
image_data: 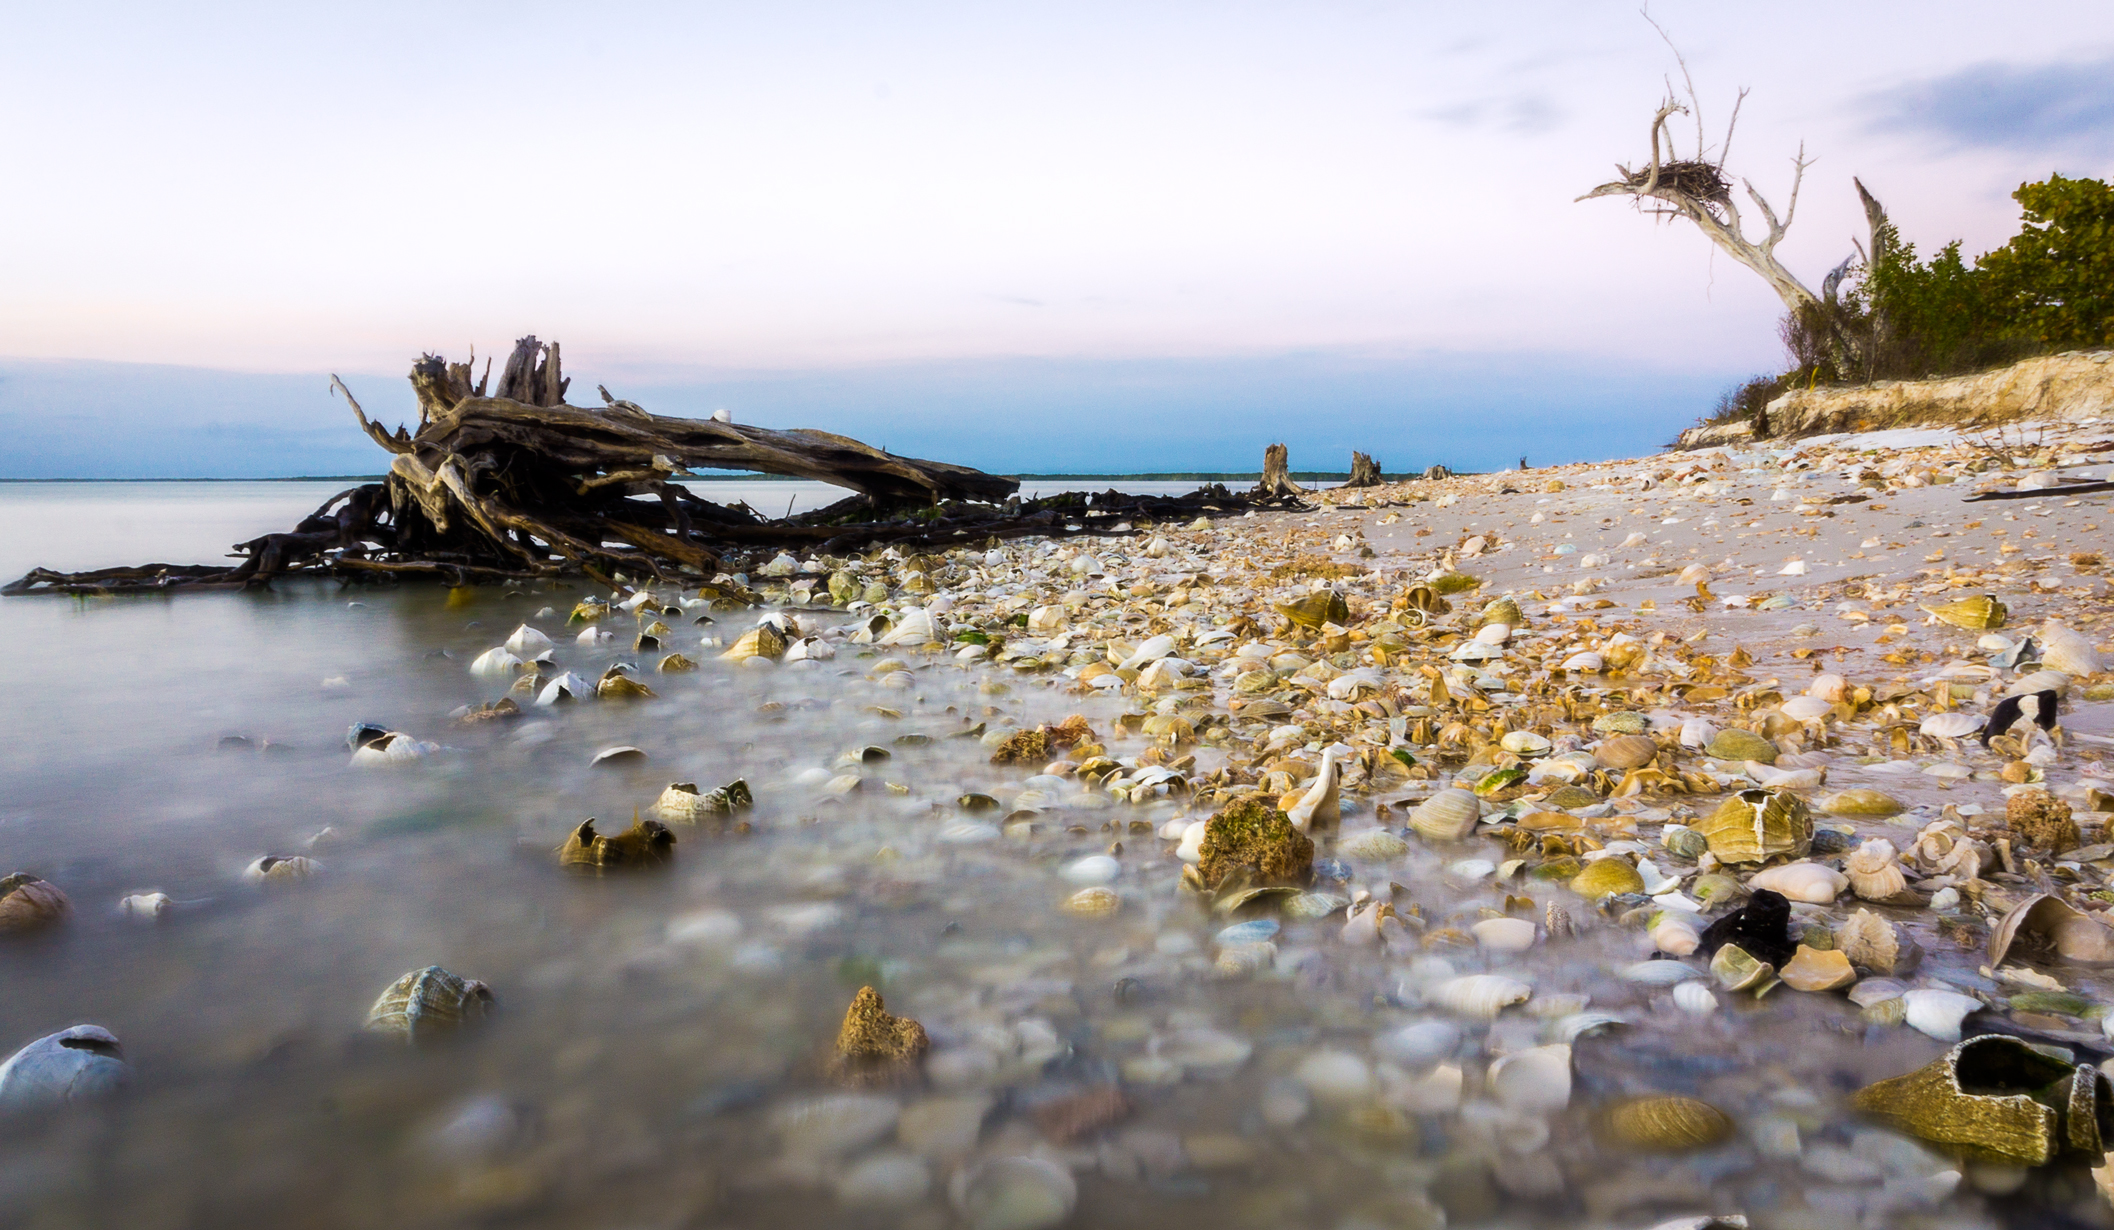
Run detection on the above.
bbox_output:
[720,625,788,662]
[1747,861,1846,905]
[1920,712,1983,740]
[1285,746,1344,834]
[1062,886,1119,917]
[1431,973,1532,1018]
[784,635,837,662]
[1694,789,1811,864]
[1216,919,1280,946]
[1902,988,1983,1041]
[949,1156,1077,1230]
[1275,590,1349,630]
[1922,593,2007,630]
[1472,917,1538,952]
[536,671,592,705]
[558,815,674,869]
[1650,912,1703,957]
[2039,620,2105,676]
[1988,894,2114,967]
[1851,1034,2068,1165]
[504,624,554,657]
[1593,711,1649,735]
[652,779,751,823]
[1704,728,1777,764]
[119,891,172,921]
[1845,839,1908,900]
[1061,855,1120,886]
[576,625,613,646]
[1807,673,1849,703]
[0,873,71,934]
[1709,944,1773,992]
[1500,729,1550,756]
[1488,1043,1572,1114]
[469,646,527,678]
[1824,789,1903,817]
[1337,827,1410,861]
[0,1025,128,1110]
[1341,900,1402,946]
[365,966,495,1044]
[1662,827,1708,860]
[656,652,697,673]
[1117,634,1178,670]
[596,665,656,700]
[1839,909,1908,974]
[243,855,317,885]
[1551,1010,1627,1043]
[1571,857,1644,899]
[1603,1096,1733,1151]
[1375,1020,1461,1068]
[1477,596,1525,628]
[1157,1026,1254,1073]
[1595,734,1659,770]
[1294,1050,1375,1104]
[1678,717,1717,749]
[1746,762,1823,790]
[1409,789,1482,842]
[1673,981,1718,1014]
[1561,651,1604,671]
[2005,669,2071,699]
[880,608,937,647]
[1623,959,1703,986]
[775,1093,903,1159]
[1779,696,1833,722]
[349,729,432,766]
[589,745,647,767]
[1778,945,1857,992]
[1282,891,1348,920]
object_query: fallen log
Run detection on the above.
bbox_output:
[5,337,1306,596]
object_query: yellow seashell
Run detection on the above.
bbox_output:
[1694,789,1811,865]
[720,625,789,662]
[1476,596,1525,628]
[1062,886,1120,916]
[1921,594,2007,631]
[1594,734,1658,770]
[1274,591,1349,630]
[1603,1096,1734,1151]
[1823,789,1902,817]
[1570,857,1644,899]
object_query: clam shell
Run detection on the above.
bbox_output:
[1779,696,1833,722]
[1709,944,1773,992]
[1650,912,1703,957]
[0,1025,128,1110]
[1824,789,1904,817]
[1281,891,1348,920]
[1431,973,1532,1018]
[1375,1020,1461,1068]
[2006,669,2072,699]
[469,646,526,678]
[1807,673,1849,702]
[1920,712,1983,740]
[1604,1096,1733,1151]
[1571,857,1644,899]
[1409,789,1482,843]
[1337,828,1411,861]
[1594,734,1659,770]
[1704,728,1777,764]
[0,874,71,934]
[365,966,495,1044]
[1778,945,1857,992]
[1488,1043,1572,1114]
[1622,959,1702,985]
[1061,887,1120,917]
[504,624,554,656]
[243,855,318,885]
[1989,894,2114,967]
[1694,789,1811,864]
[720,625,788,663]
[2039,620,2106,676]
[1746,861,1846,905]
[1472,917,1539,952]
[536,671,592,705]
[1901,987,1983,1042]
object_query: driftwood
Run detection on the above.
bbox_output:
[1255,444,1305,499]
[6,338,1306,596]
[1347,452,1382,488]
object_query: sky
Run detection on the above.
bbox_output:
[1,1,2108,477]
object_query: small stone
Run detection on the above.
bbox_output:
[829,986,928,1087]
[1196,796,1314,889]
[2007,790,2078,854]
[989,727,1051,766]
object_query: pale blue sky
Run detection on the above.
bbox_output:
[1,2,2106,475]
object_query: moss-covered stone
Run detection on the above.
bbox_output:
[1196,796,1314,889]
[990,726,1051,766]
[2007,790,2080,853]
[829,986,928,1087]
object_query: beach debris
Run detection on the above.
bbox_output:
[365,966,495,1044]
[1852,1035,2077,1164]
[558,814,675,870]
[652,779,752,824]
[243,855,318,885]
[1603,1096,1734,1150]
[1192,796,1314,890]
[0,1026,128,1111]
[1694,790,1811,864]
[1698,889,1795,967]
[0,874,71,935]
[828,986,929,1088]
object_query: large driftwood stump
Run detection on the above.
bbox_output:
[1256,443,1305,499]
[1347,452,1382,487]
[6,336,1309,595]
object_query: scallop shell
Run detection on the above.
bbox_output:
[1694,789,1811,864]
[1409,789,1482,843]
[1431,973,1532,1018]
[1845,839,1908,901]
[1604,1096,1733,1151]
[1922,593,2007,630]
[1061,887,1120,917]
[364,966,495,1044]
[1338,828,1411,861]
[0,873,71,934]
[1747,861,1846,905]
[1595,734,1659,770]
[0,1026,128,1110]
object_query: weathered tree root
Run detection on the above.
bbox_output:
[4,338,1307,597]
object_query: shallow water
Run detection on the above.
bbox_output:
[0,486,2096,1230]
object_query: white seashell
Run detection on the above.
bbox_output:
[1678,563,1711,585]
[879,608,936,647]
[1027,606,1063,635]
[1551,1011,1627,1043]
[244,855,317,884]
[469,646,526,678]
[1410,789,1482,842]
[1920,712,1983,739]
[1778,559,1809,576]
[1474,623,1511,645]
[1341,900,1403,946]
[949,1156,1077,1230]
[1623,959,1702,985]
[589,745,647,767]
[1060,855,1119,886]
[1431,973,1532,1018]
[1678,718,1717,749]
[1807,673,1849,703]
[1635,858,1680,895]
[1901,988,1982,1042]
[1845,839,1909,901]
[1294,1050,1375,1104]
[1673,981,1718,1014]
[1500,730,1551,756]
[784,636,836,662]
[349,731,433,766]
[1156,1026,1253,1073]
[2040,620,2106,676]
[1488,1043,1572,1114]
[1649,913,1703,958]
[1213,941,1276,978]
[1747,861,1846,904]
[1779,696,1833,722]
[618,591,655,612]
[1391,1062,1464,1113]
[2006,669,2071,699]
[119,892,172,920]
[1118,634,1178,670]
[1473,917,1539,952]
[536,671,593,706]
[1337,826,1409,861]
[1561,651,1605,671]
[576,625,614,646]
[1286,747,1344,834]
[504,624,553,657]
[1375,1020,1460,1068]
[0,1026,128,1111]
[1175,820,1207,864]
[1746,762,1824,790]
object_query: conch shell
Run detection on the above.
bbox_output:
[1430,973,1531,1019]
[1921,593,2007,630]
[1693,789,1811,864]
[652,779,753,823]
[0,873,71,934]
[365,967,494,1044]
[559,815,675,870]
[1844,839,1909,901]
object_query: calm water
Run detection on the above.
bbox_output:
[0,484,2065,1230]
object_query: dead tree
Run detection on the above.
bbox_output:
[1346,452,1382,487]
[1256,443,1305,498]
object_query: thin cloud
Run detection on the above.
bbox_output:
[1867,56,2114,154]
[1422,92,1565,136]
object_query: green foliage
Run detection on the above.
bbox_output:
[1978,174,2114,351]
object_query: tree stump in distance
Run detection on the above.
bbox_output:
[1257,443,1305,498]
[1347,452,1382,487]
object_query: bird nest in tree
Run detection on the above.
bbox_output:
[1627,159,1731,202]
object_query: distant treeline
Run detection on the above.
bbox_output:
[1709,174,2114,427]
